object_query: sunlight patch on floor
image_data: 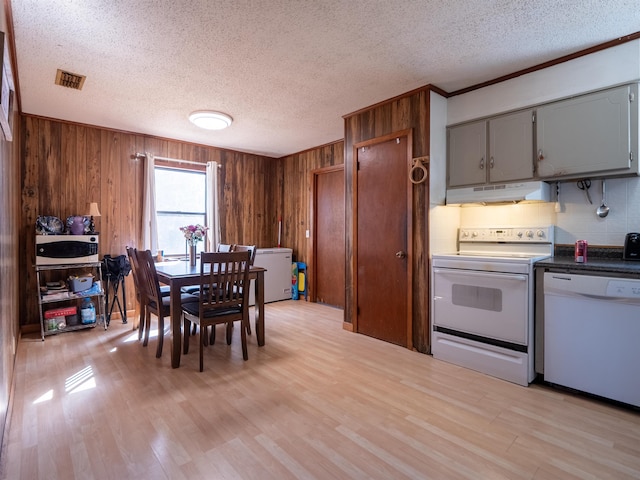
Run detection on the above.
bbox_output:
[65,365,96,394]
[122,329,159,343]
[33,389,53,404]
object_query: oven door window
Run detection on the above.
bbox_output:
[433,268,529,344]
[452,284,502,312]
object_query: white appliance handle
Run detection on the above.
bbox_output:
[433,268,527,282]
[545,290,640,305]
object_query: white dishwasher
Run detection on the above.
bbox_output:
[544,272,640,407]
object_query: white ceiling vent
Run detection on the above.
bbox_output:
[55,69,86,90]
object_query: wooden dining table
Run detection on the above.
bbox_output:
[154,260,266,368]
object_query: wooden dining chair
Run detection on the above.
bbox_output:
[135,248,196,358]
[181,250,251,371]
[199,243,256,342]
[127,247,171,338]
[182,242,238,338]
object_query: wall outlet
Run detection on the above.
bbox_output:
[305,229,310,238]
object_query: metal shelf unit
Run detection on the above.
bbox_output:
[35,262,107,340]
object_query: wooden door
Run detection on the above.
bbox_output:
[311,165,345,308]
[354,133,412,347]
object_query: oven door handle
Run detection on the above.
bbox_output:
[433,268,527,282]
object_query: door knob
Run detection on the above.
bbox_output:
[395,251,407,259]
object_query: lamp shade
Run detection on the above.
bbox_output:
[89,202,101,217]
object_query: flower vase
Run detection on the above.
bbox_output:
[189,244,197,266]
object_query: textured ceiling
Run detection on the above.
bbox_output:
[10,1,640,157]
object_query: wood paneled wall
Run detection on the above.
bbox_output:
[20,115,279,327]
[0,96,20,453]
[344,88,432,353]
[278,141,344,265]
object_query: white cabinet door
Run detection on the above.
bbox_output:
[536,84,636,179]
[447,120,486,187]
[489,109,534,183]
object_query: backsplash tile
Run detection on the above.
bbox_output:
[429,205,459,254]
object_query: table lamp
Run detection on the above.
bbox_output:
[88,202,101,234]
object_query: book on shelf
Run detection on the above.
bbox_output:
[40,280,69,299]
[41,290,70,301]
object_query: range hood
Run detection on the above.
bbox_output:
[446,181,551,205]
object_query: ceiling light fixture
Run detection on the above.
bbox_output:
[188,111,233,130]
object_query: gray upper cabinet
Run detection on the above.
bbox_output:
[489,109,534,183]
[536,84,638,179]
[448,110,534,187]
[447,120,486,187]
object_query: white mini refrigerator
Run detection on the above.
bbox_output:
[249,248,293,305]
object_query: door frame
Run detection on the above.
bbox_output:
[309,164,344,304]
[351,129,413,348]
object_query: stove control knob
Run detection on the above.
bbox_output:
[517,231,523,238]
[525,230,533,238]
[461,231,469,238]
[536,229,545,238]
[471,231,478,238]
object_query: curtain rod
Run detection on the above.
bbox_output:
[134,152,221,168]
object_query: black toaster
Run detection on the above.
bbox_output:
[623,233,640,260]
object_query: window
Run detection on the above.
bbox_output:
[155,167,206,256]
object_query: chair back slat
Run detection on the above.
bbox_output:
[199,251,250,315]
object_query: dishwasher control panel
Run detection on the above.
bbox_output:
[606,279,640,299]
[545,272,640,302]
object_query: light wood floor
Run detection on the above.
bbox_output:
[2,301,639,479]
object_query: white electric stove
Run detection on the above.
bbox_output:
[431,226,554,386]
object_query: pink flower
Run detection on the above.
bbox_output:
[179,224,208,245]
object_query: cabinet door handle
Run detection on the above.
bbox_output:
[538,149,545,161]
[489,157,494,169]
[479,157,485,170]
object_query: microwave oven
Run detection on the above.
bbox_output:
[35,235,99,265]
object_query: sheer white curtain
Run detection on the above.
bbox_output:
[205,161,221,251]
[142,152,159,253]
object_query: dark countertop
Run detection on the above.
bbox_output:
[536,245,640,276]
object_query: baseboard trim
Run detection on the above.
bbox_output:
[20,324,39,335]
